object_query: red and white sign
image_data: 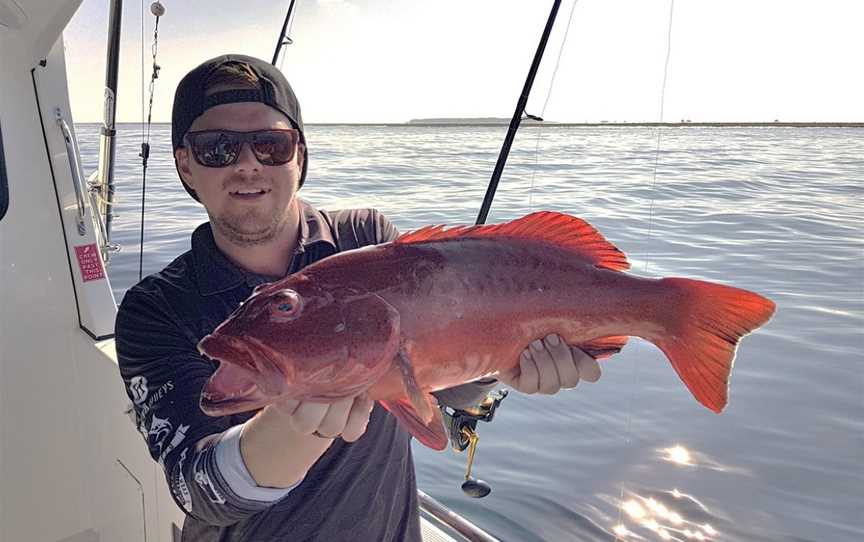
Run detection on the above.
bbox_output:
[74,244,106,282]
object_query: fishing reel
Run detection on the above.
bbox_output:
[440,389,508,498]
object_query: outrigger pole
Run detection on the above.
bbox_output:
[475,0,562,225]
[272,0,298,65]
[95,0,124,258]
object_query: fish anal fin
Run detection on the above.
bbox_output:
[394,211,630,271]
[578,336,629,359]
[380,397,448,451]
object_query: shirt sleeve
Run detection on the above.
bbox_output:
[432,378,499,410]
[373,209,400,243]
[115,287,291,526]
[214,422,299,502]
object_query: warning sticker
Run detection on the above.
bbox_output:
[74,244,106,282]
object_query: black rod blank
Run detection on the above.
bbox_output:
[272,0,298,65]
[475,0,562,225]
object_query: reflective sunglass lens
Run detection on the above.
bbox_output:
[251,132,296,165]
[193,133,240,167]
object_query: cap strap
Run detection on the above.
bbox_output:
[202,89,272,110]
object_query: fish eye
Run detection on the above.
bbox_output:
[270,289,302,319]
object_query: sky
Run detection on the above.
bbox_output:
[63,0,864,124]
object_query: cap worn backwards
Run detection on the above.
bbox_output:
[171,54,308,201]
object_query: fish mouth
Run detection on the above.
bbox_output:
[200,365,270,416]
[198,335,287,416]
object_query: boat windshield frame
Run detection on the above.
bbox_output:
[0,118,7,221]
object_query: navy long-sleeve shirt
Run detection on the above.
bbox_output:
[115,200,494,541]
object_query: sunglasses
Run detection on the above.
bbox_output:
[183,129,301,168]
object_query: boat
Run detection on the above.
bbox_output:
[0,2,501,540]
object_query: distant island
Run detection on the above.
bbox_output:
[407,117,547,125]
[405,118,863,128]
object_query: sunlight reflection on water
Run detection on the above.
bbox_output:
[616,489,719,541]
[663,445,692,466]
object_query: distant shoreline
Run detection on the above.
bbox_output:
[391,121,863,128]
[99,121,864,128]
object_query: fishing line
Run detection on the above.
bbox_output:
[528,0,580,211]
[646,0,675,275]
[277,5,297,72]
[274,0,299,69]
[141,0,146,146]
[615,1,674,539]
[138,3,164,281]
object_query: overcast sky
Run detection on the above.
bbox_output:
[64,0,864,124]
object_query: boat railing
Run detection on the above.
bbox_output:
[418,490,501,542]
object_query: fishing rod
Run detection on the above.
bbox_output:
[445,1,564,500]
[272,0,298,65]
[475,0,562,225]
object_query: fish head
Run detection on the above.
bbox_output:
[198,275,401,416]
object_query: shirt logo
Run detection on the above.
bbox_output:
[172,448,193,513]
[130,376,148,405]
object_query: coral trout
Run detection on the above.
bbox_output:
[198,212,776,449]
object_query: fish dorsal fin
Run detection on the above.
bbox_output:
[395,211,630,271]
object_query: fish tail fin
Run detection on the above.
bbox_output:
[653,278,775,413]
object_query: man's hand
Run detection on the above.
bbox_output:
[240,394,374,488]
[498,334,601,395]
[270,394,375,442]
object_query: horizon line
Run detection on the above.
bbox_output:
[75,121,864,127]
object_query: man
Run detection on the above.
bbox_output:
[115,54,601,541]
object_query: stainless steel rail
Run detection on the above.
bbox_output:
[418,490,502,542]
[55,108,87,235]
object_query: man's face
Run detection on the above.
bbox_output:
[175,102,304,247]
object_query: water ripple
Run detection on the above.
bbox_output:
[76,123,864,542]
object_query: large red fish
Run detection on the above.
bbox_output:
[198,212,775,449]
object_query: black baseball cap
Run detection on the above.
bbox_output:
[171,54,308,201]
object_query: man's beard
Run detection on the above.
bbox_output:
[212,208,286,246]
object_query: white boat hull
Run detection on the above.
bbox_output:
[1,2,184,540]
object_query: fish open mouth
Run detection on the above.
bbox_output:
[200,361,271,416]
[198,335,281,416]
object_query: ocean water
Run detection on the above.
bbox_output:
[76,123,863,542]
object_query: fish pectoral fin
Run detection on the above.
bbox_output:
[382,345,451,449]
[395,348,434,424]
[379,396,448,451]
[577,336,629,359]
